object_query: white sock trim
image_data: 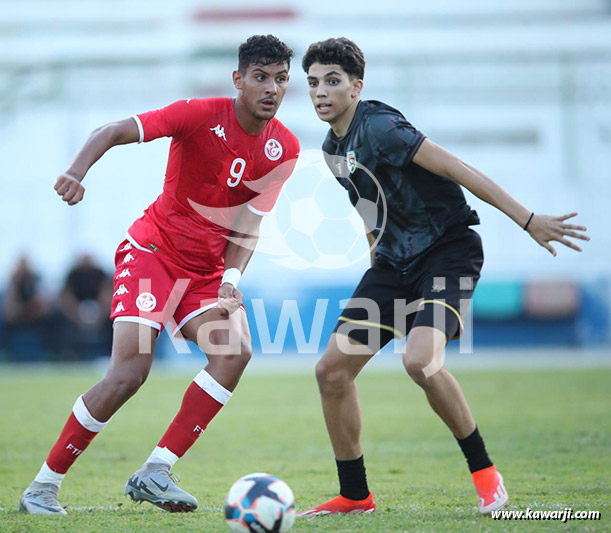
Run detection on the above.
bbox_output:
[72,396,108,433]
[34,461,65,487]
[147,446,179,468]
[193,370,232,405]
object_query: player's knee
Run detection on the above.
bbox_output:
[315,359,352,393]
[106,369,148,399]
[403,354,430,385]
[403,328,446,385]
[403,340,435,385]
[224,342,252,370]
[238,342,252,366]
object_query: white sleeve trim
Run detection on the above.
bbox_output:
[73,395,108,432]
[193,369,232,405]
[131,115,144,144]
[247,203,270,216]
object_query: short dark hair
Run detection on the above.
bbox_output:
[238,35,294,73]
[302,37,365,80]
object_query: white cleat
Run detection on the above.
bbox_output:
[125,462,198,513]
[19,481,67,515]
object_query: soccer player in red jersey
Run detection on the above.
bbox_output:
[19,35,299,515]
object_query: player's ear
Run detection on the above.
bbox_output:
[233,70,243,90]
[351,79,363,99]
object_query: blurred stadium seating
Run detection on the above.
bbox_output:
[1,0,610,360]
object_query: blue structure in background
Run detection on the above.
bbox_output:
[1,279,608,362]
[237,279,610,354]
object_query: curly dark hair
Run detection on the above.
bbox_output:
[238,35,294,73]
[301,37,365,80]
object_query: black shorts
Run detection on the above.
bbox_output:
[334,226,484,352]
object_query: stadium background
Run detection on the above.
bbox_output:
[1,2,610,531]
[1,0,610,355]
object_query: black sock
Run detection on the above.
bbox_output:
[456,426,493,473]
[336,455,369,500]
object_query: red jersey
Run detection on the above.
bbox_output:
[127,97,299,273]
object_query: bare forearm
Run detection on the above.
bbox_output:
[217,230,258,316]
[412,138,589,255]
[450,159,531,228]
[224,234,259,272]
[413,139,531,229]
[223,208,263,272]
[55,118,139,205]
[67,119,139,181]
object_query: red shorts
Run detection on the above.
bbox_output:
[110,237,223,335]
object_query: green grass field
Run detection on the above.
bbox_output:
[1,363,609,532]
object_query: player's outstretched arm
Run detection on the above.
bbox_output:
[54,117,140,205]
[217,208,264,315]
[412,139,590,256]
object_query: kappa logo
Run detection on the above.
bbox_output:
[115,302,125,313]
[114,284,129,296]
[123,252,135,264]
[116,268,131,279]
[136,292,157,312]
[119,242,132,252]
[265,138,282,161]
[346,150,357,174]
[210,124,227,141]
[431,284,445,293]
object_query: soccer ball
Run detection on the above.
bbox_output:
[224,473,296,532]
[263,149,386,270]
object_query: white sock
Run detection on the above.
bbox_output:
[73,395,109,431]
[34,461,65,487]
[147,446,179,468]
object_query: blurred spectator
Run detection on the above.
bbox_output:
[1,255,52,361]
[57,254,112,360]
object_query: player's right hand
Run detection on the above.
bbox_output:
[217,283,243,316]
[54,173,85,205]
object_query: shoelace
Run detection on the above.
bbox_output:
[153,467,182,485]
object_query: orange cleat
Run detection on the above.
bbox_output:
[472,465,508,515]
[297,492,376,517]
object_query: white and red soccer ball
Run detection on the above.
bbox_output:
[224,473,296,532]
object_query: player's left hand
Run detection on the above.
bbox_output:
[217,283,243,316]
[526,212,590,256]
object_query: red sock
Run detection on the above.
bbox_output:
[46,396,108,474]
[157,370,231,457]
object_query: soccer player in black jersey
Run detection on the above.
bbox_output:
[298,38,590,517]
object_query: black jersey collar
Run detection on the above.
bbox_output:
[331,100,362,142]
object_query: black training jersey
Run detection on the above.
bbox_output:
[322,100,479,271]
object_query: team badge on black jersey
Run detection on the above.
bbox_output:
[347,150,357,174]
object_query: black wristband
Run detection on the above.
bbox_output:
[523,212,534,231]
